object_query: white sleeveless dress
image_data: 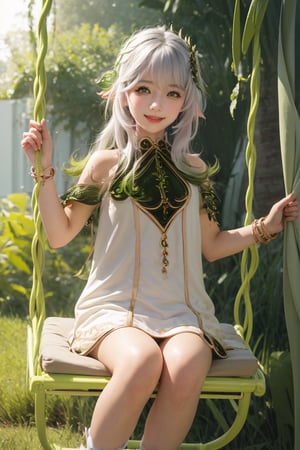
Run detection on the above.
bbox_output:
[68,183,224,355]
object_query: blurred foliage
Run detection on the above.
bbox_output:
[0,194,34,316]
[45,24,123,141]
[269,351,294,449]
[53,0,164,33]
[0,193,88,317]
[5,24,125,145]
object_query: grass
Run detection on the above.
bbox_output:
[0,317,85,449]
[0,317,33,425]
[0,425,83,450]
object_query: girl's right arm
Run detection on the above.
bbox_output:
[21,119,118,248]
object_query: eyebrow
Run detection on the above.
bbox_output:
[137,79,184,90]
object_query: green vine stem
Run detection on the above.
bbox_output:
[30,0,53,375]
[232,0,269,345]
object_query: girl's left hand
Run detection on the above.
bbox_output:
[263,192,299,234]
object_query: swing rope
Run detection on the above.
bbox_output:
[30,0,53,376]
[232,0,269,345]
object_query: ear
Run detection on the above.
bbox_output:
[197,106,205,119]
[97,88,112,99]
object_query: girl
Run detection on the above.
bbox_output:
[22,26,298,450]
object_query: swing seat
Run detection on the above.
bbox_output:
[27,316,265,450]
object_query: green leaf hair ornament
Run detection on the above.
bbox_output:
[181,33,203,91]
[96,69,117,98]
[174,27,203,92]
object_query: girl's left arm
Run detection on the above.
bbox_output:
[201,192,299,262]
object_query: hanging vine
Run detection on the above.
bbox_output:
[30,0,53,375]
[231,0,269,344]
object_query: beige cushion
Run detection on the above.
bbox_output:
[40,317,258,378]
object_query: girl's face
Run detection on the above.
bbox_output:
[125,73,186,142]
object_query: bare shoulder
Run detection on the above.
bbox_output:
[80,149,121,185]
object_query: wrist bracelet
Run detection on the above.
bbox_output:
[30,166,55,185]
[252,217,278,244]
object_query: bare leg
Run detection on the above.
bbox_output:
[88,328,163,450]
[142,332,212,450]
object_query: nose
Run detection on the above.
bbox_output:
[149,94,162,112]
[149,101,161,112]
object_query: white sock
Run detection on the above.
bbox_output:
[86,428,128,450]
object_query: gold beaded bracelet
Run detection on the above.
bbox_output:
[252,216,278,244]
[30,166,55,185]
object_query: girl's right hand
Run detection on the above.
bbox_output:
[21,119,53,169]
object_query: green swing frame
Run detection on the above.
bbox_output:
[27,319,265,450]
[27,1,267,449]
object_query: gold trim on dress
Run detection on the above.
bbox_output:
[131,139,191,274]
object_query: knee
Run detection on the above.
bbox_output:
[116,345,163,394]
[162,351,211,405]
[174,368,202,404]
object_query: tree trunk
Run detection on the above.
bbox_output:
[254,65,285,218]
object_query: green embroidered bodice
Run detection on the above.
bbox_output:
[61,139,219,225]
[110,139,191,232]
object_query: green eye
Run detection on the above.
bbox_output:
[136,86,150,94]
[168,91,181,98]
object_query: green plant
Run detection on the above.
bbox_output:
[0,194,34,316]
[0,316,95,434]
[0,193,93,318]
[269,351,294,450]
[0,317,33,425]
[0,425,83,449]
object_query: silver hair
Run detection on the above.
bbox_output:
[96,26,206,175]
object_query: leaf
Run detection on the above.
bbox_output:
[7,253,31,274]
[96,69,117,91]
[217,272,228,285]
[269,351,294,445]
[7,193,29,213]
[10,284,29,296]
[242,0,269,55]
[10,214,34,235]
[206,398,229,432]
[163,0,180,13]
[231,0,241,76]
[229,80,240,119]
[163,0,173,12]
